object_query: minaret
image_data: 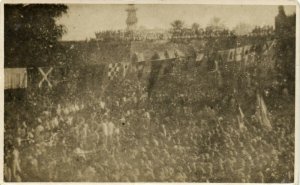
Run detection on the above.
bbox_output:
[126,4,138,31]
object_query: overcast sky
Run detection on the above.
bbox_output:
[56,4,296,41]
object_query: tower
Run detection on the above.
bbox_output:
[275,6,286,34]
[126,4,138,31]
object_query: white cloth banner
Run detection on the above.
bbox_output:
[5,68,27,89]
[256,94,272,131]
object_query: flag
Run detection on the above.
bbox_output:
[5,68,28,89]
[107,63,121,80]
[136,61,146,79]
[147,61,163,95]
[38,67,54,88]
[256,93,272,131]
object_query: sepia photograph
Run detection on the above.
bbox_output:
[2,1,297,183]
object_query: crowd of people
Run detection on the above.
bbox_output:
[95,30,169,42]
[93,25,274,43]
[4,56,294,182]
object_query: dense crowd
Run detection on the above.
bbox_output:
[93,25,274,42]
[95,30,169,41]
[4,60,294,182]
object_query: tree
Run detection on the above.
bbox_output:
[170,20,185,41]
[204,17,236,50]
[206,17,226,32]
[171,20,184,30]
[5,4,68,67]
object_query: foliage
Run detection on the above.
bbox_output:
[5,4,68,67]
[274,7,296,95]
[206,17,226,32]
[170,20,185,41]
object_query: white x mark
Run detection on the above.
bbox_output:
[38,67,53,88]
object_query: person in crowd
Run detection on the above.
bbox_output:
[11,139,22,182]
